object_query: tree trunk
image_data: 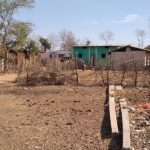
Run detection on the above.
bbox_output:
[132,56,138,86]
[75,53,79,85]
[4,46,8,72]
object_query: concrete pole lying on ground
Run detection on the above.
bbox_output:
[120,98,130,150]
[109,85,119,135]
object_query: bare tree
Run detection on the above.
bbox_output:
[145,45,150,50]
[85,40,91,46]
[120,63,127,85]
[79,38,92,46]
[136,29,146,48]
[59,29,77,51]
[100,30,114,45]
[48,33,59,50]
[132,56,138,86]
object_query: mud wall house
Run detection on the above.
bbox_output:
[55,50,72,61]
[39,50,72,62]
[38,51,56,63]
[8,49,17,64]
[16,50,36,67]
[72,45,120,66]
[0,48,17,64]
[0,49,18,71]
[109,45,150,70]
[0,48,28,70]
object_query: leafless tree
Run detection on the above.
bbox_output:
[79,38,92,46]
[85,40,91,46]
[120,63,127,85]
[48,33,59,50]
[100,30,114,45]
[136,29,146,48]
[145,45,150,50]
[105,64,111,85]
[59,29,77,51]
[133,61,138,86]
[74,53,79,85]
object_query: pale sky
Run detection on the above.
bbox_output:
[14,0,150,46]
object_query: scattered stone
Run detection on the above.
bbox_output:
[34,146,41,149]
[86,109,92,112]
[66,122,73,126]
[28,104,32,107]
[32,102,37,105]
[73,100,80,103]
[45,122,49,125]
[66,88,74,92]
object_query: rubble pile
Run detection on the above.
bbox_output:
[129,107,150,150]
[116,88,150,150]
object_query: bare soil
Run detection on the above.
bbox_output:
[0,73,112,150]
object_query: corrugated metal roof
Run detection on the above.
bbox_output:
[73,45,121,48]
[55,50,71,55]
[109,45,150,53]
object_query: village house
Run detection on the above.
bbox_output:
[109,45,150,70]
[39,50,72,62]
[72,45,120,66]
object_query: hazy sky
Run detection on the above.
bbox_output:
[14,0,150,46]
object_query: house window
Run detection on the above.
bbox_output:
[101,54,106,58]
[78,54,82,58]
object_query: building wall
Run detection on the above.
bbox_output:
[110,50,146,70]
[17,51,36,66]
[73,46,118,65]
[146,52,150,66]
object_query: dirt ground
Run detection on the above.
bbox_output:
[0,73,112,150]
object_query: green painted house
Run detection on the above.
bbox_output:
[72,45,120,65]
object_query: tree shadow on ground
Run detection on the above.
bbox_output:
[100,86,122,150]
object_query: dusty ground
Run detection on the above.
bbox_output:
[0,73,113,150]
